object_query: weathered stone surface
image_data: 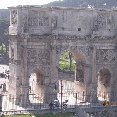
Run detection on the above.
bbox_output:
[8,6,117,107]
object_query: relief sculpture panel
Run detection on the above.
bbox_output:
[51,16,57,28]
[11,10,17,25]
[93,13,106,31]
[38,49,50,65]
[28,10,49,27]
[28,10,38,27]
[22,15,28,33]
[96,49,116,63]
[27,49,50,67]
[27,49,37,64]
[39,17,49,26]
[28,16,49,27]
[28,17,38,26]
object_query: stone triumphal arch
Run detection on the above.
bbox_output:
[9,6,117,107]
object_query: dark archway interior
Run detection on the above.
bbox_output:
[98,68,111,101]
[99,68,111,87]
[76,61,84,82]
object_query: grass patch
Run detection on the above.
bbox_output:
[4,112,73,117]
[5,115,31,117]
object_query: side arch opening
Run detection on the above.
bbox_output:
[29,69,44,104]
[98,68,111,101]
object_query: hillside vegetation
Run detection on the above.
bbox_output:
[47,0,117,8]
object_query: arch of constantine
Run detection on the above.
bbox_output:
[8,6,117,107]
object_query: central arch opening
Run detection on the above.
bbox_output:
[58,50,87,104]
[58,50,76,105]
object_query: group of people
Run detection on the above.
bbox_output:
[49,100,68,110]
[49,100,59,110]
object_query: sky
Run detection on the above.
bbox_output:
[0,0,57,9]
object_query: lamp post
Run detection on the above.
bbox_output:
[69,52,72,71]
[60,79,63,113]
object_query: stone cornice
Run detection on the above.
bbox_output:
[9,34,117,44]
[28,34,117,43]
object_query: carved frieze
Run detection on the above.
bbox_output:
[96,49,116,63]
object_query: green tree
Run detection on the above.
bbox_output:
[0,19,9,63]
[59,51,75,72]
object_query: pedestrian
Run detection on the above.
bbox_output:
[49,101,53,110]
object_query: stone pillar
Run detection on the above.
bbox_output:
[19,44,30,107]
[10,39,29,107]
[47,44,58,102]
[90,46,98,103]
[109,62,117,102]
[50,45,57,81]
[9,36,21,106]
[85,64,92,102]
[110,83,117,102]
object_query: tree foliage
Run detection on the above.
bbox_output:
[59,51,75,72]
[0,9,9,64]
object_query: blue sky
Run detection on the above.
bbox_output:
[0,0,57,9]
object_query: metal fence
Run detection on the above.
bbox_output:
[2,91,117,112]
